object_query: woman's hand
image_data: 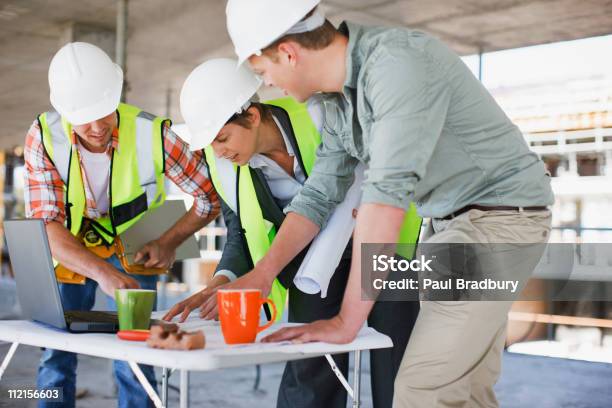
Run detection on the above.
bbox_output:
[162,274,230,322]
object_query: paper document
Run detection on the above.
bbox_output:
[293,164,365,297]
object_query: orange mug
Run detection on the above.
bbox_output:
[217,289,277,344]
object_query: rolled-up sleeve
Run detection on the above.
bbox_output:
[361,42,451,210]
[24,120,66,224]
[285,124,359,229]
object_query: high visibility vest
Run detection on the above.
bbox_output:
[205,97,422,321]
[38,103,168,246]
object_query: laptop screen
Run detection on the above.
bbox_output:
[4,219,67,329]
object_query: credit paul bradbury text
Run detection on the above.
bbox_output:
[361,243,588,301]
[370,254,520,293]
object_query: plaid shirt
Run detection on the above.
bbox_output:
[24,115,219,225]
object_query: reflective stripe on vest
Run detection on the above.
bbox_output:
[39,103,167,243]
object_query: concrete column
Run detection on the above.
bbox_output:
[116,0,128,101]
[568,152,579,176]
[59,22,116,58]
[478,45,484,82]
[604,150,612,176]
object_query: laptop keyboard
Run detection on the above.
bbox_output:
[65,310,118,323]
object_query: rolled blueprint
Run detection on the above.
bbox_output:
[293,164,365,297]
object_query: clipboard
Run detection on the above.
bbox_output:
[120,199,201,264]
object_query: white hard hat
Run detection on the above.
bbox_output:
[179,58,262,151]
[48,42,123,125]
[226,0,322,66]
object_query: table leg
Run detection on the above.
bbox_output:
[324,354,354,399]
[179,369,189,408]
[128,361,164,408]
[0,342,19,381]
[352,350,362,408]
[324,350,362,406]
[161,367,169,407]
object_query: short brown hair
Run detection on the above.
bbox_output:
[227,102,273,129]
[262,10,337,59]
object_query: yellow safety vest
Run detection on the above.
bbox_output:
[205,97,423,320]
[38,103,168,282]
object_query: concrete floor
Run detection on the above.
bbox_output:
[1,341,612,408]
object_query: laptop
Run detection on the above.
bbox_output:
[5,219,120,333]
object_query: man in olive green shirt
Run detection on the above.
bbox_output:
[221,2,554,407]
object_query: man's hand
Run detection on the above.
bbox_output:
[198,268,274,320]
[97,268,140,297]
[265,204,405,346]
[261,316,358,344]
[134,239,176,269]
[163,275,230,322]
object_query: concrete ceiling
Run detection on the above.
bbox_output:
[1,0,612,148]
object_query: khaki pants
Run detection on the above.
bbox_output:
[393,209,552,408]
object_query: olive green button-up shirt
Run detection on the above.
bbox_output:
[286,21,554,228]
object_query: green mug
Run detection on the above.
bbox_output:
[114,289,156,331]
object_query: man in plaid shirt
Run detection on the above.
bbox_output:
[24,42,219,408]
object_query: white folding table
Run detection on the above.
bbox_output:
[0,318,392,408]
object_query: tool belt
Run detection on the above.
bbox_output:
[55,222,167,284]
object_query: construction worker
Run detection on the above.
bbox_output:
[162,58,422,408]
[219,1,555,407]
[23,42,219,408]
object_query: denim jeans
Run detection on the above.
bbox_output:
[36,255,158,408]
